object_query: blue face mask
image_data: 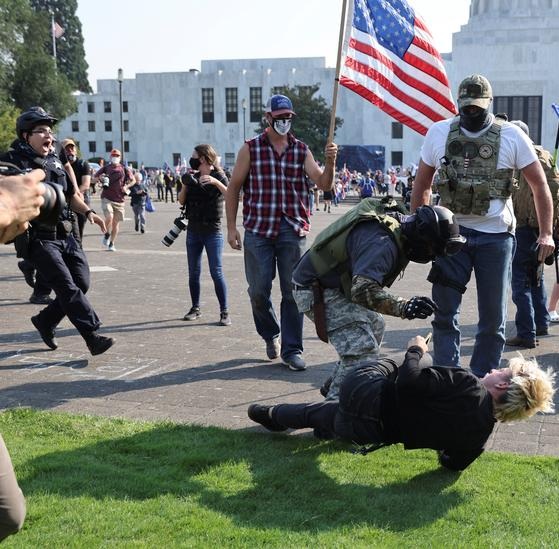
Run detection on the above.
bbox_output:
[272,118,292,136]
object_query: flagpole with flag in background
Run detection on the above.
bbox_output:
[328,0,349,144]
[51,14,65,67]
[338,0,457,136]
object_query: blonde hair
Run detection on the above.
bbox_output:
[494,355,556,422]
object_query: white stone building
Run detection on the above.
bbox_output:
[58,0,559,171]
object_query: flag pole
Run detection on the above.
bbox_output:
[51,14,57,67]
[328,0,349,143]
[553,124,559,168]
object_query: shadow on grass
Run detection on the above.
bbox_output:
[21,420,462,533]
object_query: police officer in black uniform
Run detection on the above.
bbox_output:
[0,106,114,355]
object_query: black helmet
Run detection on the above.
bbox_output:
[16,106,58,140]
[404,205,466,263]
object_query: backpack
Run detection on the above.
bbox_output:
[512,146,559,229]
[361,180,373,198]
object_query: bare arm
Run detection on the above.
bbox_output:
[304,143,338,191]
[225,144,250,250]
[522,160,555,260]
[70,194,106,233]
[79,174,91,194]
[410,160,436,212]
[64,162,81,197]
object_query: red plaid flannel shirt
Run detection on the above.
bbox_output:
[243,130,311,238]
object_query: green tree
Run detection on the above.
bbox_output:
[11,11,76,119]
[257,84,343,163]
[0,104,20,151]
[30,0,91,92]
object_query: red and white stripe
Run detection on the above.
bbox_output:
[340,1,457,135]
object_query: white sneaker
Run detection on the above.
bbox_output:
[108,243,116,252]
[549,310,559,322]
[102,235,110,246]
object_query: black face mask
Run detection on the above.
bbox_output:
[189,157,201,170]
[459,107,491,132]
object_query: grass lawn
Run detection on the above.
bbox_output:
[1,408,558,548]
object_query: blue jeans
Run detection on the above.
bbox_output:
[511,226,550,340]
[243,218,306,359]
[431,227,515,377]
[186,230,227,311]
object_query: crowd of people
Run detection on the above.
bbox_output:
[1,80,558,541]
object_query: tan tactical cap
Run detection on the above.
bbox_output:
[457,74,493,109]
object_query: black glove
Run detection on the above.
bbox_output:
[402,296,438,320]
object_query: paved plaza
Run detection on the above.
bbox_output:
[1,197,558,457]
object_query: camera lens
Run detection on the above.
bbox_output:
[161,216,187,247]
[34,182,66,226]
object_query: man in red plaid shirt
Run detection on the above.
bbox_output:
[226,94,338,371]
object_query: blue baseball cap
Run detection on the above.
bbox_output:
[265,94,296,116]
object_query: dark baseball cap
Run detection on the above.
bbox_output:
[457,74,493,109]
[265,94,296,116]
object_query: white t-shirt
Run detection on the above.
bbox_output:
[420,115,538,233]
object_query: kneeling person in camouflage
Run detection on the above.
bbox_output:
[291,200,465,399]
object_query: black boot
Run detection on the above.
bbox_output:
[84,332,115,356]
[31,315,58,350]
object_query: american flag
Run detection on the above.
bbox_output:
[52,21,65,39]
[339,0,457,135]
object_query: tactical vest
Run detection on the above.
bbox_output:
[438,117,516,215]
[512,145,559,229]
[308,198,409,299]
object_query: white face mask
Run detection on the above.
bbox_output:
[272,118,291,136]
[67,154,76,163]
[111,157,120,165]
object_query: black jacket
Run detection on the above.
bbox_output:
[389,347,496,470]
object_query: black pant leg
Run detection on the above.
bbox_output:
[273,401,339,433]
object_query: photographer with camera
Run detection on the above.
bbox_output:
[178,144,230,326]
[0,106,114,356]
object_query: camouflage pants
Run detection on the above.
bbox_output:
[293,287,385,399]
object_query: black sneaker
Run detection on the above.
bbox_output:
[183,307,201,321]
[29,293,54,305]
[247,404,287,432]
[85,334,115,356]
[219,310,231,326]
[31,315,58,350]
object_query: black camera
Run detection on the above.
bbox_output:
[162,212,188,247]
[0,162,66,226]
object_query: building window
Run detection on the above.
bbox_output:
[225,87,238,123]
[123,120,129,132]
[88,120,95,132]
[391,151,403,167]
[249,87,262,123]
[271,86,286,96]
[123,101,128,113]
[391,122,403,139]
[493,95,542,144]
[87,102,95,113]
[105,141,113,153]
[105,120,112,132]
[71,120,79,132]
[172,153,181,167]
[201,88,214,123]
[104,101,112,113]
[224,152,235,169]
[88,141,96,153]
[124,141,129,153]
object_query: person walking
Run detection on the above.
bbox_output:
[226,94,338,371]
[411,74,554,377]
[129,172,148,234]
[164,169,175,203]
[179,144,230,326]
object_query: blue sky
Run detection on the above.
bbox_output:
[77,0,471,90]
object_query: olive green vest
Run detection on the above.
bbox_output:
[512,145,559,229]
[308,198,409,299]
[438,116,516,215]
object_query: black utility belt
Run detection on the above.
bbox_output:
[34,220,73,240]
